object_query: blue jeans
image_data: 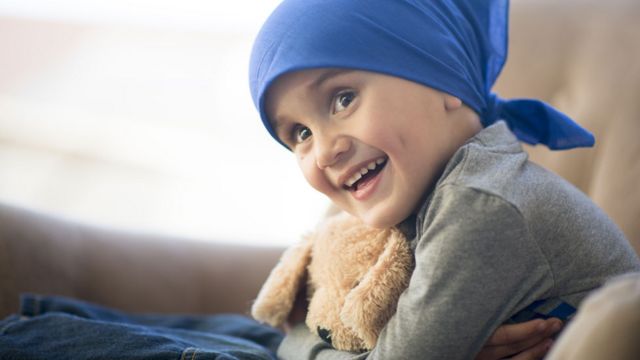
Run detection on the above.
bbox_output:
[0,294,283,360]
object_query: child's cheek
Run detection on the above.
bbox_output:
[297,152,333,196]
[352,105,394,151]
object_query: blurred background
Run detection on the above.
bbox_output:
[0,0,328,246]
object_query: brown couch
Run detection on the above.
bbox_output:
[1,0,639,330]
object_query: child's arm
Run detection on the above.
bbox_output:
[280,319,560,360]
[278,187,554,359]
[368,187,553,359]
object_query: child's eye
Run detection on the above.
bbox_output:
[332,90,356,114]
[292,124,312,144]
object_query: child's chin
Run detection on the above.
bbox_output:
[358,210,404,229]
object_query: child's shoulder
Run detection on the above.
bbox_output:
[430,121,599,227]
[440,122,538,192]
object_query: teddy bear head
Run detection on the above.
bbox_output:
[251,212,413,352]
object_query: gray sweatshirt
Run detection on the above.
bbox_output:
[277,121,640,360]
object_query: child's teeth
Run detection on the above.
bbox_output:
[347,174,359,187]
[349,173,363,186]
[344,157,387,188]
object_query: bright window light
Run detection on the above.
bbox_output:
[0,1,330,246]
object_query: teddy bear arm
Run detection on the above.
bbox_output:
[251,238,313,327]
[340,233,414,348]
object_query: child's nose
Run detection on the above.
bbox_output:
[315,135,351,169]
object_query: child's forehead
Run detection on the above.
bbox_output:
[264,68,357,117]
[270,68,356,94]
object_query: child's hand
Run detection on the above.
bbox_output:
[475,318,563,360]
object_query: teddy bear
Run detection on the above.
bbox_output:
[251,211,414,352]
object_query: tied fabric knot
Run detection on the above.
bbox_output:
[481,93,595,150]
[480,93,504,128]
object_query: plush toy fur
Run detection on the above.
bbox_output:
[251,211,414,352]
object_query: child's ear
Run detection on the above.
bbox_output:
[444,94,463,111]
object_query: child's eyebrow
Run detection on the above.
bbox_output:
[271,119,285,138]
[269,112,290,142]
[309,69,353,91]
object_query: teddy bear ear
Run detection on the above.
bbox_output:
[251,238,313,327]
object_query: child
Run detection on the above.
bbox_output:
[248,0,640,359]
[0,1,635,359]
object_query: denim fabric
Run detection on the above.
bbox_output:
[0,294,283,360]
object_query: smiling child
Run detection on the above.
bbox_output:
[249,0,640,359]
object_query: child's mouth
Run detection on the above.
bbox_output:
[343,157,388,192]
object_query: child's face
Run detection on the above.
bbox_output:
[265,68,479,228]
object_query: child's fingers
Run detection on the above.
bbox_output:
[476,335,553,360]
[475,318,562,360]
[485,318,562,346]
[509,339,554,360]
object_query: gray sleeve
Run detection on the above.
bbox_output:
[278,186,554,360]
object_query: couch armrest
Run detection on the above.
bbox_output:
[0,202,283,318]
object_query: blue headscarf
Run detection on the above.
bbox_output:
[249,0,595,150]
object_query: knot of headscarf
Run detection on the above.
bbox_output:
[481,93,594,149]
[482,93,505,128]
[249,0,595,150]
